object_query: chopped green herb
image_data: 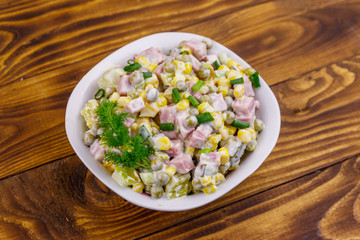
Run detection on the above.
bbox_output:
[143,72,152,79]
[213,60,220,70]
[95,99,153,169]
[187,95,200,107]
[198,148,212,154]
[231,120,250,129]
[94,88,105,100]
[196,112,214,124]
[230,78,244,86]
[123,59,141,72]
[172,88,182,103]
[159,123,175,131]
[191,80,205,92]
[250,72,260,88]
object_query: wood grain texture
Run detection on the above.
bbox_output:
[1,0,359,179]
[142,156,360,240]
[0,55,359,239]
[0,0,266,87]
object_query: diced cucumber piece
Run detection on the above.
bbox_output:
[112,166,140,187]
[165,173,191,199]
[140,172,156,185]
[138,125,151,140]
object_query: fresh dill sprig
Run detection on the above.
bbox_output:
[95,99,153,169]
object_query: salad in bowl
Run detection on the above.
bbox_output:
[66,32,280,211]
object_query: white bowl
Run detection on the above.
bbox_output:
[65,32,281,211]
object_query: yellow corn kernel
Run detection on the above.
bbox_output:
[132,182,144,193]
[184,62,192,74]
[215,173,225,184]
[117,97,131,107]
[248,127,257,140]
[135,56,149,65]
[227,125,237,135]
[156,94,167,108]
[218,86,228,97]
[139,90,146,101]
[237,129,252,144]
[217,77,230,88]
[181,92,191,99]
[136,117,150,127]
[226,59,238,68]
[218,65,230,72]
[157,136,171,150]
[173,60,186,71]
[146,75,159,88]
[207,134,222,151]
[180,47,192,55]
[185,147,195,154]
[80,99,99,128]
[103,160,115,174]
[131,123,139,132]
[219,126,229,140]
[201,176,213,187]
[188,76,199,82]
[109,92,120,102]
[176,99,189,111]
[234,84,245,98]
[218,147,230,165]
[164,165,176,177]
[147,64,158,72]
[203,184,217,194]
[197,102,215,114]
[211,112,224,130]
[227,69,242,80]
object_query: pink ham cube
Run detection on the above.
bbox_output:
[117,74,134,96]
[159,104,177,125]
[133,47,166,64]
[161,130,178,140]
[123,97,145,114]
[244,78,255,97]
[199,152,221,167]
[184,39,207,60]
[90,139,105,162]
[166,140,184,157]
[209,93,227,112]
[153,62,164,78]
[202,54,219,66]
[232,96,255,114]
[188,124,213,149]
[124,117,135,128]
[189,54,200,71]
[176,110,195,140]
[169,154,195,174]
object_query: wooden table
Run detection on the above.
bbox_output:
[1,0,360,239]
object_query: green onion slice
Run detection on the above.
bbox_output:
[198,148,212,154]
[179,51,189,55]
[123,59,141,72]
[196,112,214,124]
[250,72,260,88]
[172,88,182,103]
[231,120,250,129]
[143,72,152,79]
[191,80,205,92]
[159,123,175,131]
[187,95,200,107]
[94,88,105,100]
[213,60,220,70]
[230,77,244,86]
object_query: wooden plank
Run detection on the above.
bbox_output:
[0,0,353,87]
[181,0,360,85]
[1,55,360,238]
[1,152,359,239]
[142,156,360,240]
[1,0,359,178]
[0,0,267,87]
